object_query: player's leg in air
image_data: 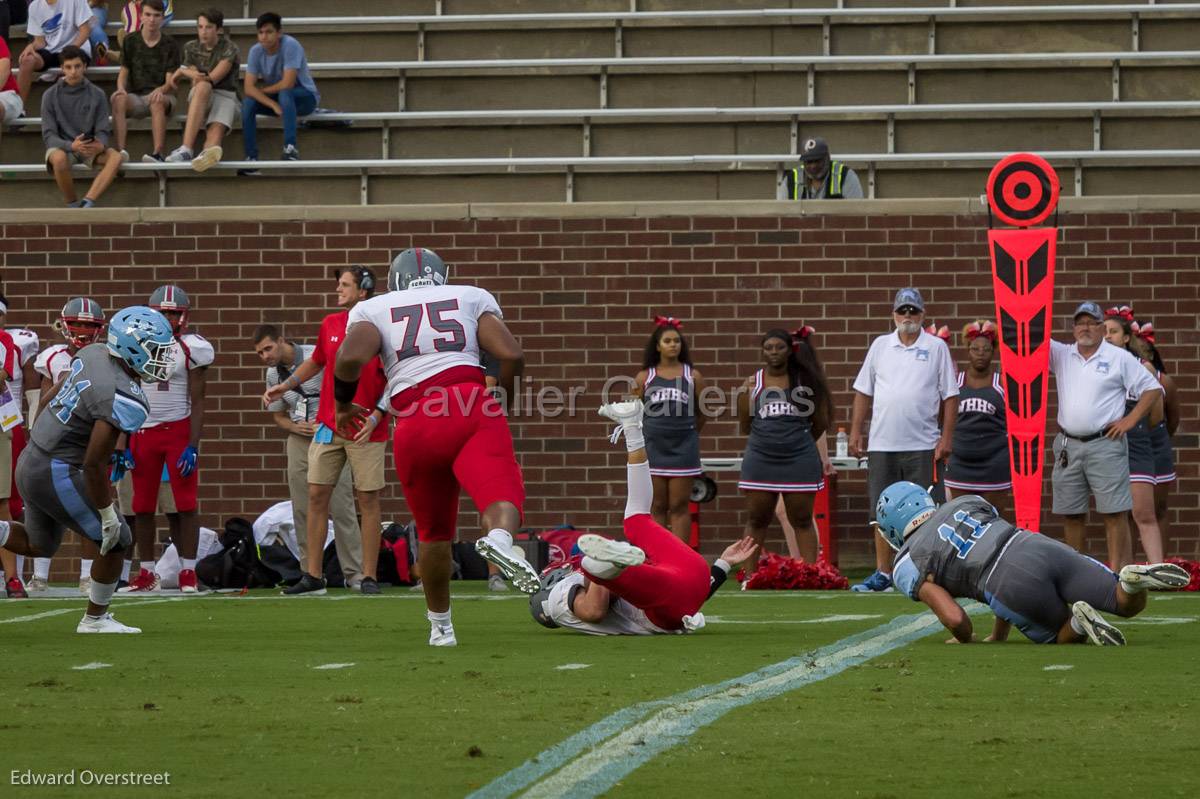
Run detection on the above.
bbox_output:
[572,398,712,632]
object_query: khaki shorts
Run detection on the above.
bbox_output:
[125,90,176,118]
[1051,433,1134,516]
[117,472,178,516]
[189,86,238,130]
[308,435,386,492]
[0,429,11,501]
[45,147,98,171]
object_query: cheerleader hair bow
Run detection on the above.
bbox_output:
[924,323,951,341]
[790,324,816,351]
[964,320,997,342]
[654,315,683,330]
[1105,305,1134,322]
[1131,320,1156,344]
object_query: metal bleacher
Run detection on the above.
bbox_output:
[3,1,1200,206]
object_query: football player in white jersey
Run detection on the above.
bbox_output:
[121,285,214,594]
[23,298,108,592]
[333,248,540,646]
[1,293,41,595]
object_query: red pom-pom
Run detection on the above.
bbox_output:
[741,551,849,590]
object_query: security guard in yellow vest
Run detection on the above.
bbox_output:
[786,137,864,200]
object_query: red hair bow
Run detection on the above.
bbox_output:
[790,325,815,351]
[965,320,997,342]
[1132,320,1156,344]
[925,323,950,341]
[654,315,683,330]
[1105,305,1134,322]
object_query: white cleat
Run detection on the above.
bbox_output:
[26,577,49,593]
[475,533,541,594]
[76,613,142,634]
[598,399,645,427]
[577,533,646,568]
[1118,563,1191,591]
[1072,601,1125,646]
[429,622,457,647]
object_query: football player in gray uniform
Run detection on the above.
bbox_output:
[877,481,1190,646]
[0,307,174,634]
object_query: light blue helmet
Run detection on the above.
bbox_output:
[875,481,936,550]
[106,306,176,382]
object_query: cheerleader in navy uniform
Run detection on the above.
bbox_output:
[943,321,1011,516]
[634,316,707,543]
[737,327,831,562]
[1133,323,1179,547]
[1103,307,1165,563]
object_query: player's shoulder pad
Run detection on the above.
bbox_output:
[182,333,215,368]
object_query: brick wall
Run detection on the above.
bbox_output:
[3,201,1197,581]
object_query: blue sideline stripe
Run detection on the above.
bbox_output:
[51,459,102,542]
[470,605,986,799]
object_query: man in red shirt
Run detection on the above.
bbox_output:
[264,267,388,594]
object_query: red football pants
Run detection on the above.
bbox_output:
[392,381,525,542]
[130,419,198,514]
[584,514,712,631]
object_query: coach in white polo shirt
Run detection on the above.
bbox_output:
[1051,300,1161,570]
[849,287,959,592]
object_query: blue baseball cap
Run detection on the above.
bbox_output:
[893,287,925,312]
[1072,301,1104,321]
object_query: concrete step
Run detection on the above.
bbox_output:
[5,161,1199,209]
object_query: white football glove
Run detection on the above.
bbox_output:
[99,504,122,555]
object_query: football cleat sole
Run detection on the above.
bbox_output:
[1118,563,1190,591]
[1072,601,1126,646]
[577,533,646,568]
[475,537,541,595]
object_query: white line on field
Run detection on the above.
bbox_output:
[1043,664,1074,671]
[313,663,355,670]
[705,613,884,625]
[1121,616,1196,625]
[0,597,180,624]
[555,664,591,671]
[471,604,989,799]
[72,662,112,670]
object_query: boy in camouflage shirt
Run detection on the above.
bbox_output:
[164,6,238,172]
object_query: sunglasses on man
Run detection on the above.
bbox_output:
[895,306,922,316]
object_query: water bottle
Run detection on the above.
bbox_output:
[836,427,849,459]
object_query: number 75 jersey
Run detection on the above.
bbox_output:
[348,284,502,404]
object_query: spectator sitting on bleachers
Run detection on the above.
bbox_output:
[785,136,864,200]
[109,0,174,63]
[240,12,319,172]
[111,0,179,163]
[2,1,31,48]
[0,35,23,149]
[17,0,93,101]
[87,0,110,63]
[164,7,237,172]
[41,45,122,207]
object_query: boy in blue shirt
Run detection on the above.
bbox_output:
[240,12,319,170]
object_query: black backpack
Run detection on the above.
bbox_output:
[196,518,285,590]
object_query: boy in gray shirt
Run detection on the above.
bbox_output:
[40,45,122,207]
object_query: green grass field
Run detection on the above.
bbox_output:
[5,586,1198,798]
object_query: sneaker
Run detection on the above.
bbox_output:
[598,398,645,427]
[281,574,326,596]
[851,570,894,593]
[282,144,300,161]
[1119,562,1190,591]
[118,568,160,593]
[178,569,199,594]
[76,612,141,634]
[79,576,92,595]
[429,622,457,647]
[487,574,508,592]
[576,533,646,568]
[237,157,260,176]
[164,146,193,164]
[474,532,541,594]
[66,200,84,208]
[6,577,28,598]
[360,577,381,595]
[409,580,424,592]
[141,152,166,164]
[1072,601,1126,646]
[27,577,49,593]
[38,70,61,83]
[191,145,222,173]
[118,149,129,163]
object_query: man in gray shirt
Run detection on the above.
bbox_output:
[253,324,363,588]
[40,45,122,207]
[877,481,1188,646]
